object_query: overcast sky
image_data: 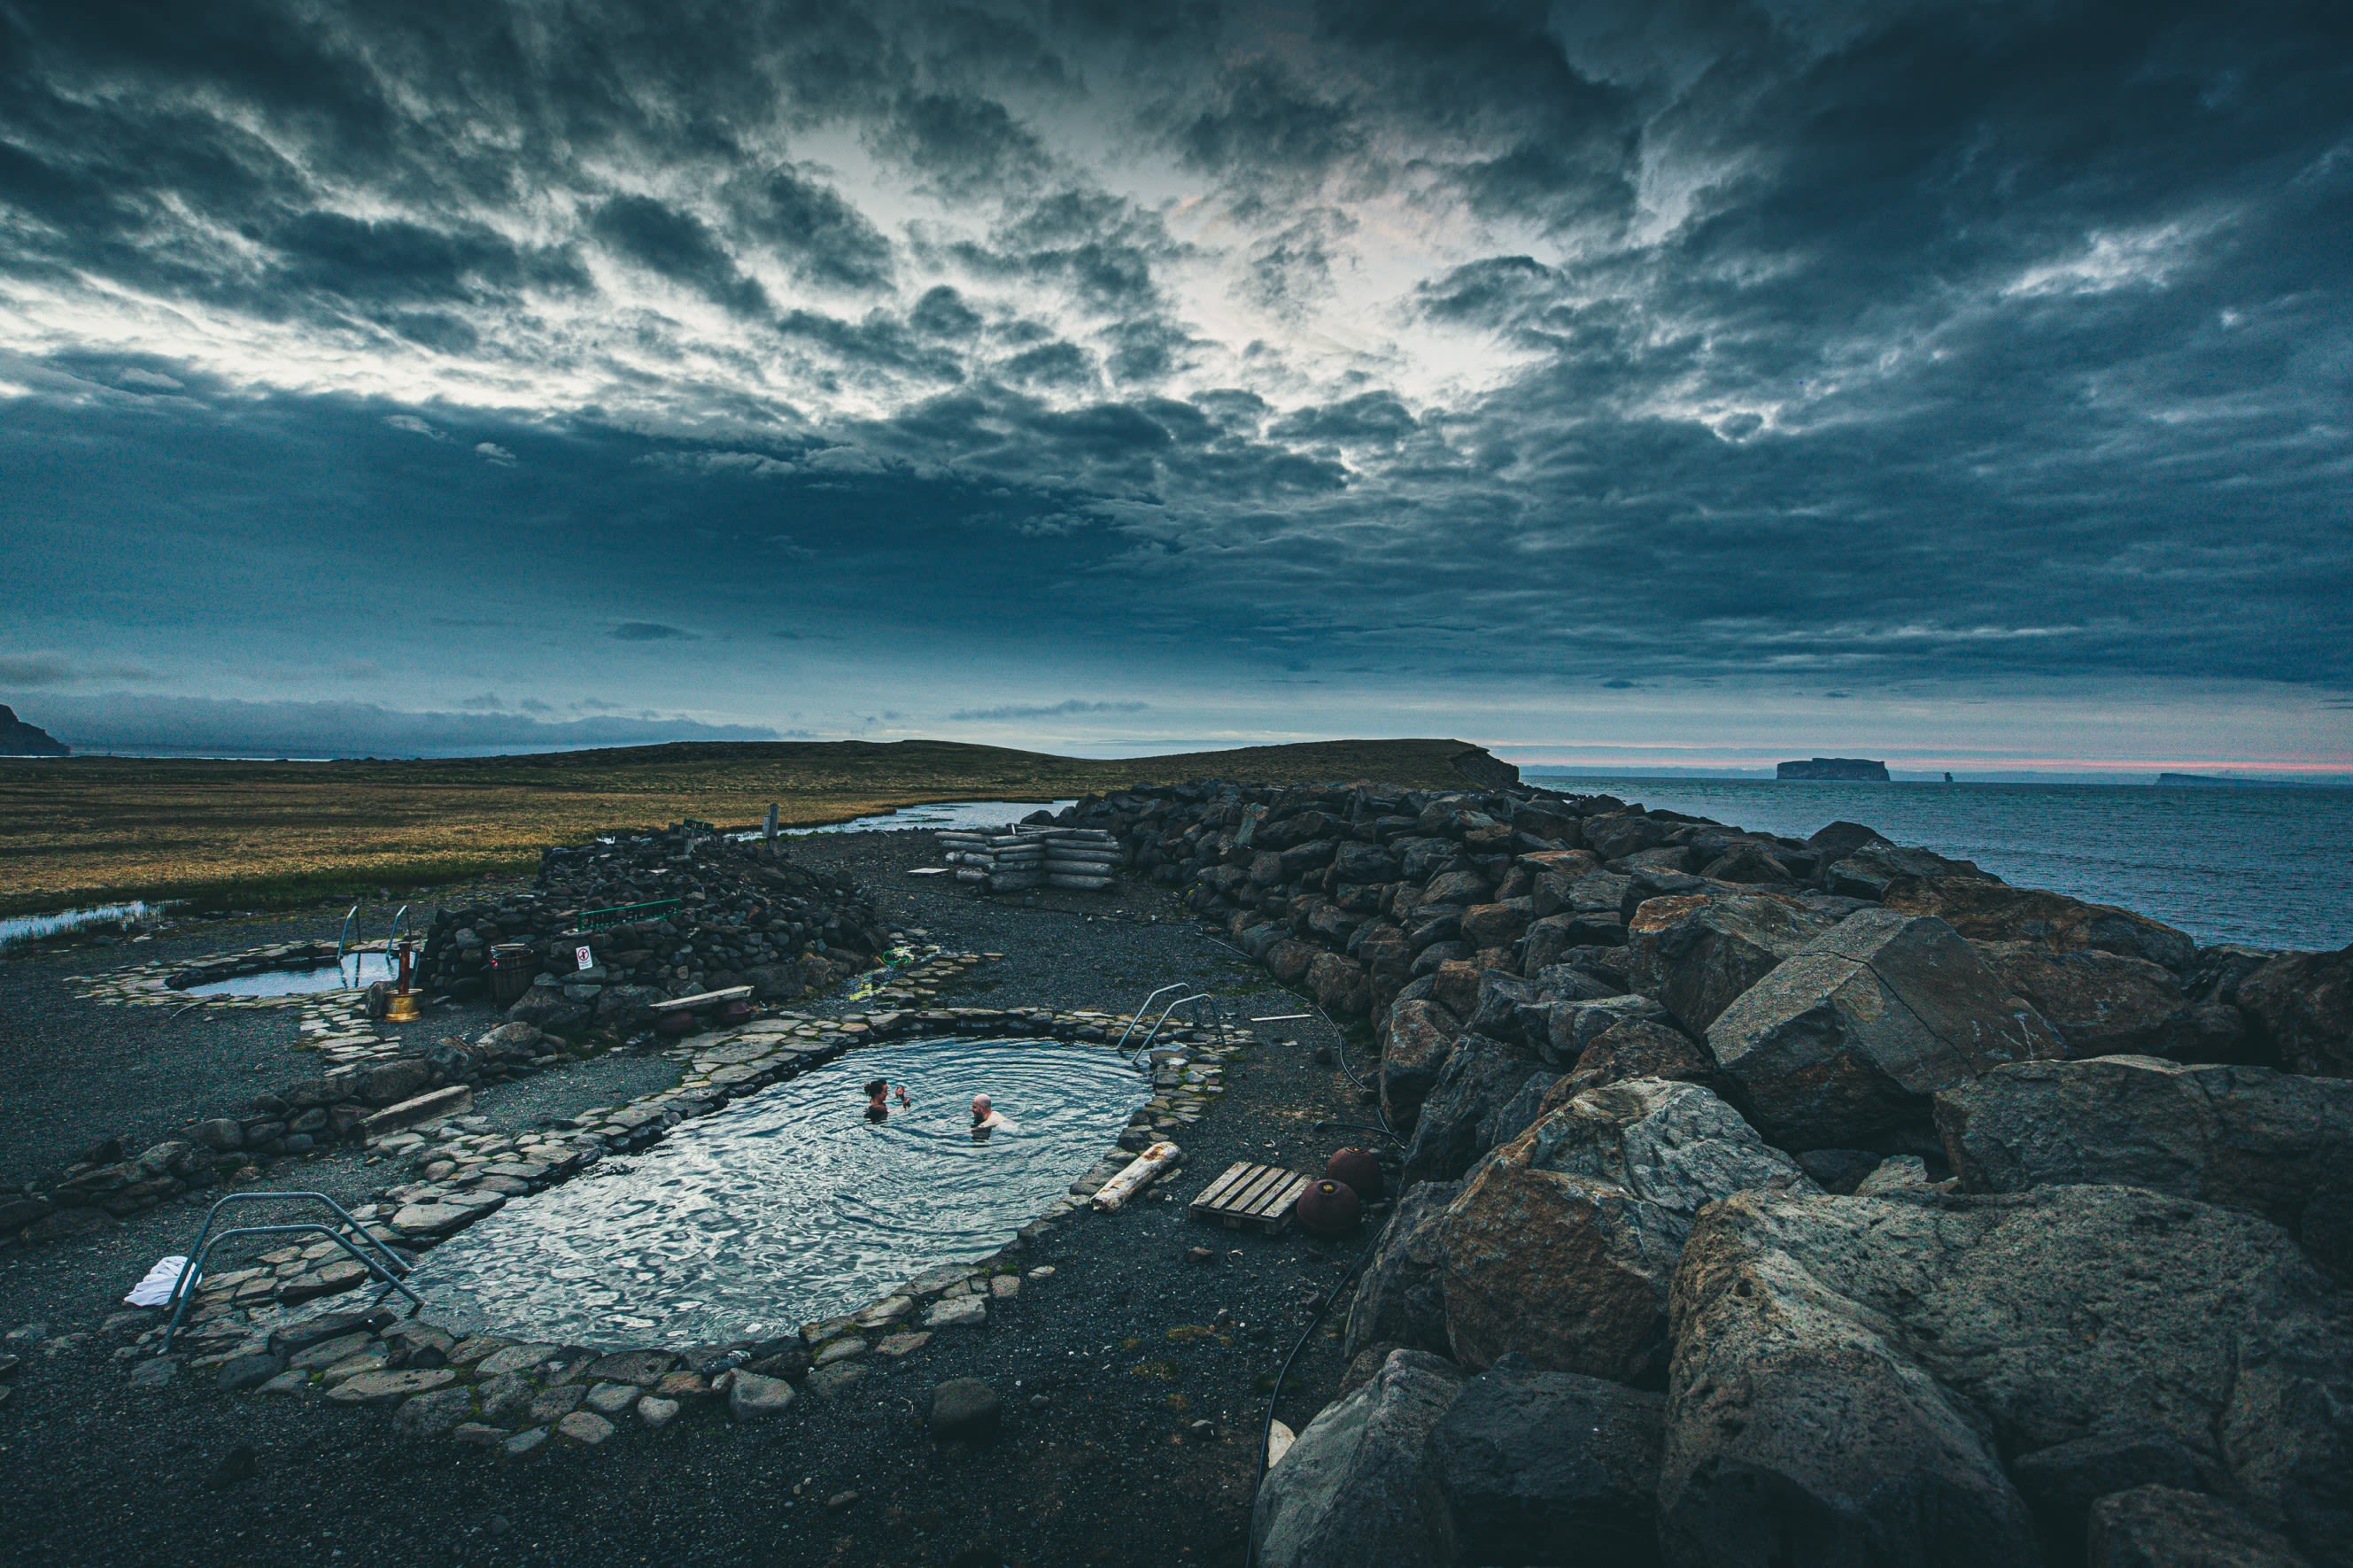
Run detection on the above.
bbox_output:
[3,0,2349,771]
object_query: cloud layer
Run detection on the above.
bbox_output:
[1,0,2349,760]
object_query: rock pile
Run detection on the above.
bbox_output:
[1048,779,2352,1566]
[417,822,888,1036]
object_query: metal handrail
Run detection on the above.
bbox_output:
[1130,993,1214,1062]
[1113,985,1189,1053]
[156,1191,420,1351]
[336,902,361,966]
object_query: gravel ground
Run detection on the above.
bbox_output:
[0,832,1378,1568]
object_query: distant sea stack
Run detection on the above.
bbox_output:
[0,705,67,757]
[1776,756,1889,781]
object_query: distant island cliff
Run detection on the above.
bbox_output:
[1776,756,1888,781]
[0,704,68,757]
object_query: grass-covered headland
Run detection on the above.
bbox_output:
[0,737,1504,916]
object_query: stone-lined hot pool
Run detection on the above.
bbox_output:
[415,1036,1151,1346]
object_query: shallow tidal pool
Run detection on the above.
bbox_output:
[415,1036,1151,1346]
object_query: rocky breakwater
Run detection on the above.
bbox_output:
[1049,778,2353,1565]
[416,820,888,1041]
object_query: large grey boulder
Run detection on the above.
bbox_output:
[1544,993,1673,1067]
[1823,842,1993,900]
[1251,1349,1461,1568]
[2235,945,2353,1080]
[1382,999,1461,1133]
[1936,1055,2353,1281]
[2087,1486,2314,1568]
[1659,1186,2353,1568]
[1882,876,2198,973]
[1426,1352,1665,1567]
[1626,891,1838,1034]
[1399,1036,1552,1185]
[1560,1018,1718,1098]
[1707,908,2061,1148]
[1344,1181,1461,1362]
[1972,942,2239,1061]
[1439,1078,1816,1382]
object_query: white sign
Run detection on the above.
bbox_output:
[576,944,595,971]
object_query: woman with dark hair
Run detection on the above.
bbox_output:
[863,1078,890,1122]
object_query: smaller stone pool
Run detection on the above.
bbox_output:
[415,1036,1150,1346]
[181,950,397,997]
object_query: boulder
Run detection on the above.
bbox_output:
[1626,892,1838,1034]
[1382,1000,1460,1133]
[1936,1055,2353,1280]
[1344,1182,1460,1363]
[1883,876,2198,974]
[1460,900,1534,950]
[1426,1353,1665,1567]
[1266,938,1319,986]
[1659,1186,2353,1568]
[504,990,589,1036]
[1308,952,1371,1019]
[1439,1078,1816,1381]
[1706,908,2062,1148]
[2010,1429,2212,1549]
[1543,993,1673,1068]
[1584,814,1677,862]
[1335,842,1400,884]
[592,984,664,1033]
[1823,842,1994,900]
[1424,869,1496,908]
[2087,1486,2314,1568]
[1250,1349,1463,1568]
[1399,1036,1551,1185]
[1560,1018,1716,1099]
[1699,841,1795,885]
[2235,946,2353,1079]
[1466,971,1545,1047]
[927,1378,1002,1442]
[1973,942,2238,1061]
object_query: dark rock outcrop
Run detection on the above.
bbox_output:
[1439,1078,1815,1382]
[1937,1055,2353,1280]
[0,704,67,756]
[1426,1353,1665,1567]
[1660,1186,2353,1568]
[2236,945,2353,1079]
[1706,908,2061,1147]
[1344,1182,1460,1362]
[1250,1349,1463,1568]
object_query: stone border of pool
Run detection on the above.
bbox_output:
[128,972,1250,1459]
[66,939,400,1013]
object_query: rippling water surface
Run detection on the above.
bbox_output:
[417,1036,1150,1346]
[182,950,397,996]
[1527,775,2353,952]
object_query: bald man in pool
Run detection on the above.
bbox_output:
[970,1093,1018,1141]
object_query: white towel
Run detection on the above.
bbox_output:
[124,1255,191,1307]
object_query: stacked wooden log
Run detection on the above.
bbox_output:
[937,826,1121,893]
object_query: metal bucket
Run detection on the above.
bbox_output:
[488,943,538,1008]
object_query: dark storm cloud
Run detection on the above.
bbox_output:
[589,196,770,318]
[0,0,2347,739]
[732,165,896,291]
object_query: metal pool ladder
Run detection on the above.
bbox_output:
[1117,984,1235,1062]
[157,1190,423,1353]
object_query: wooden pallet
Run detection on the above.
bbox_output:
[1188,1161,1312,1235]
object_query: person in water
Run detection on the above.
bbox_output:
[971,1093,1018,1140]
[864,1078,890,1123]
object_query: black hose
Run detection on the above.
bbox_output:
[1242,1223,1387,1568]
[1312,1119,1404,1146]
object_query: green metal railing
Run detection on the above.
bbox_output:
[572,898,682,932]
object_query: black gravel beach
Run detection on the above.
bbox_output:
[0,831,1369,1568]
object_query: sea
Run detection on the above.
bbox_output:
[1522,775,2353,954]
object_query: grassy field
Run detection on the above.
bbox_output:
[0,738,1503,915]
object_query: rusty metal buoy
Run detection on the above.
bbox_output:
[1295,1178,1361,1238]
[1325,1147,1383,1203]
